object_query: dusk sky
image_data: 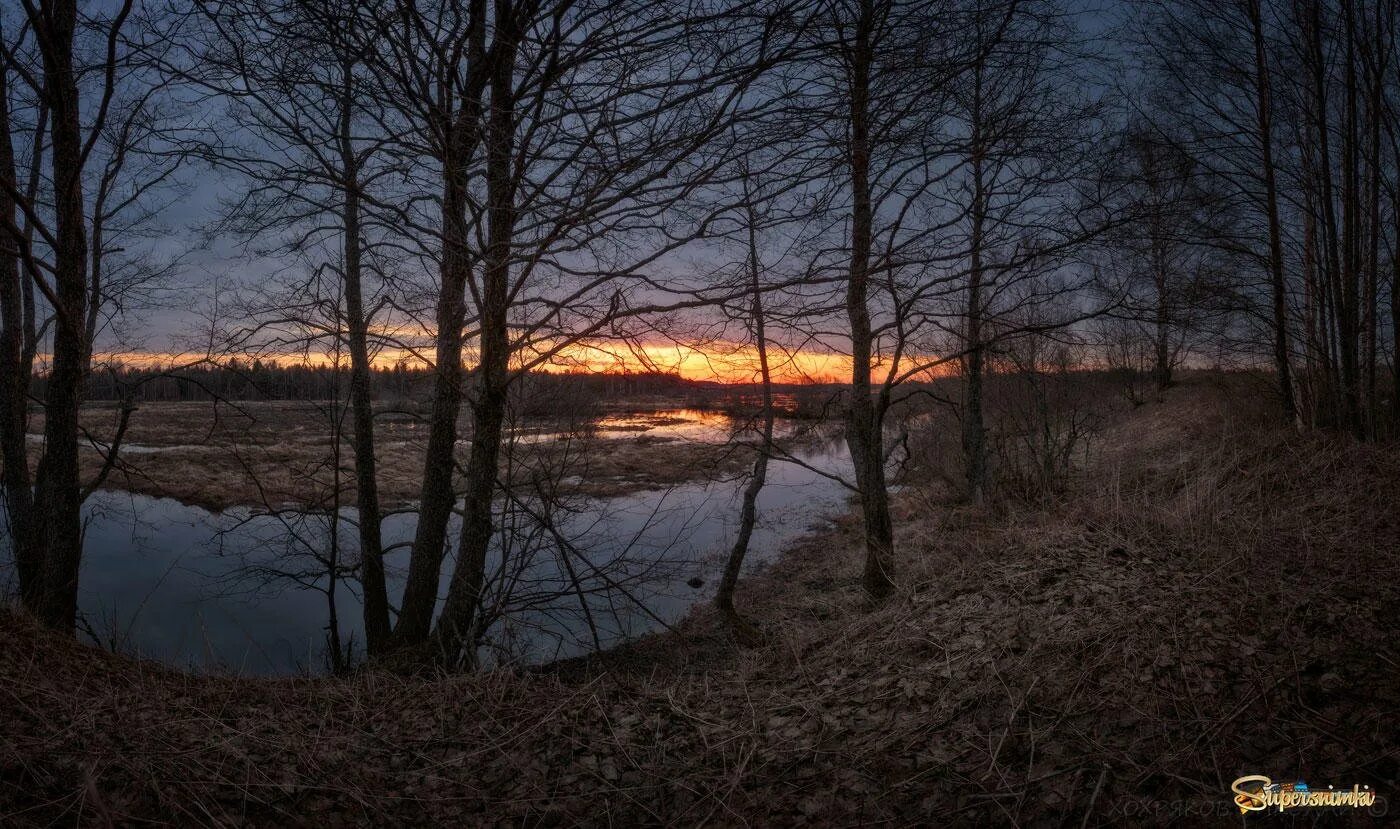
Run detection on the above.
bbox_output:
[91,0,1128,383]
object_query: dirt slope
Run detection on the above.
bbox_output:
[3,377,1398,826]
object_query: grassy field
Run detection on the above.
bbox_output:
[3,375,1396,824]
[25,401,766,510]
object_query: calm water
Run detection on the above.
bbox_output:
[1,411,850,674]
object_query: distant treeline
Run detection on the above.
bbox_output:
[61,361,719,405]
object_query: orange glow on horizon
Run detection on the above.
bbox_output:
[85,339,881,384]
[531,341,853,384]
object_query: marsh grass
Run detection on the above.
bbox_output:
[24,401,761,510]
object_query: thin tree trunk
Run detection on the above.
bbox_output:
[19,100,43,383]
[343,174,389,652]
[844,0,895,600]
[1362,4,1384,437]
[963,62,989,505]
[1301,168,1320,424]
[0,62,38,605]
[1363,128,1378,438]
[1248,0,1299,427]
[336,64,390,654]
[326,387,345,674]
[1308,0,1345,426]
[1392,171,1400,425]
[1152,240,1172,394]
[1339,0,1363,435]
[1392,202,1399,427]
[715,197,771,642]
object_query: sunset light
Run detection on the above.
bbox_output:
[90,340,861,384]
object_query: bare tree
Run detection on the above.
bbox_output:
[713,169,777,641]
[800,0,970,597]
[775,0,1110,574]
[175,0,403,652]
[426,0,795,664]
[948,0,1107,505]
[0,18,36,609]
[0,0,185,630]
[1132,0,1301,426]
[1136,0,1400,437]
[1094,125,1227,400]
[317,0,801,665]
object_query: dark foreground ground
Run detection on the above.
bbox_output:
[2,377,1398,825]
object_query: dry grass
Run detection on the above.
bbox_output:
[26,402,755,510]
[3,376,1398,825]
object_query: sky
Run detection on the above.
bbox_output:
[70,0,1128,385]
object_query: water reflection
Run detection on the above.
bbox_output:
[508,408,741,444]
[1,410,851,674]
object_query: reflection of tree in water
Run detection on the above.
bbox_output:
[74,492,211,658]
[210,406,724,672]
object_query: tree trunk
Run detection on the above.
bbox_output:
[0,63,38,606]
[393,140,472,647]
[1339,0,1363,436]
[1307,0,1344,426]
[963,75,989,506]
[963,344,987,504]
[1300,170,1321,424]
[388,0,492,654]
[844,0,895,600]
[1152,239,1172,394]
[1392,180,1399,426]
[715,198,771,642]
[30,0,89,631]
[326,402,346,674]
[1248,0,1299,428]
[433,20,520,665]
[344,170,389,652]
[337,66,390,654]
[1362,5,1384,438]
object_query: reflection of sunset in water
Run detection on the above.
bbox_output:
[590,410,736,442]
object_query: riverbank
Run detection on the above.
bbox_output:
[26,402,789,511]
[3,377,1398,824]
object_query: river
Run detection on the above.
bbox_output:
[1,410,851,674]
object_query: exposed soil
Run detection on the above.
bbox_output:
[2,378,1398,825]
